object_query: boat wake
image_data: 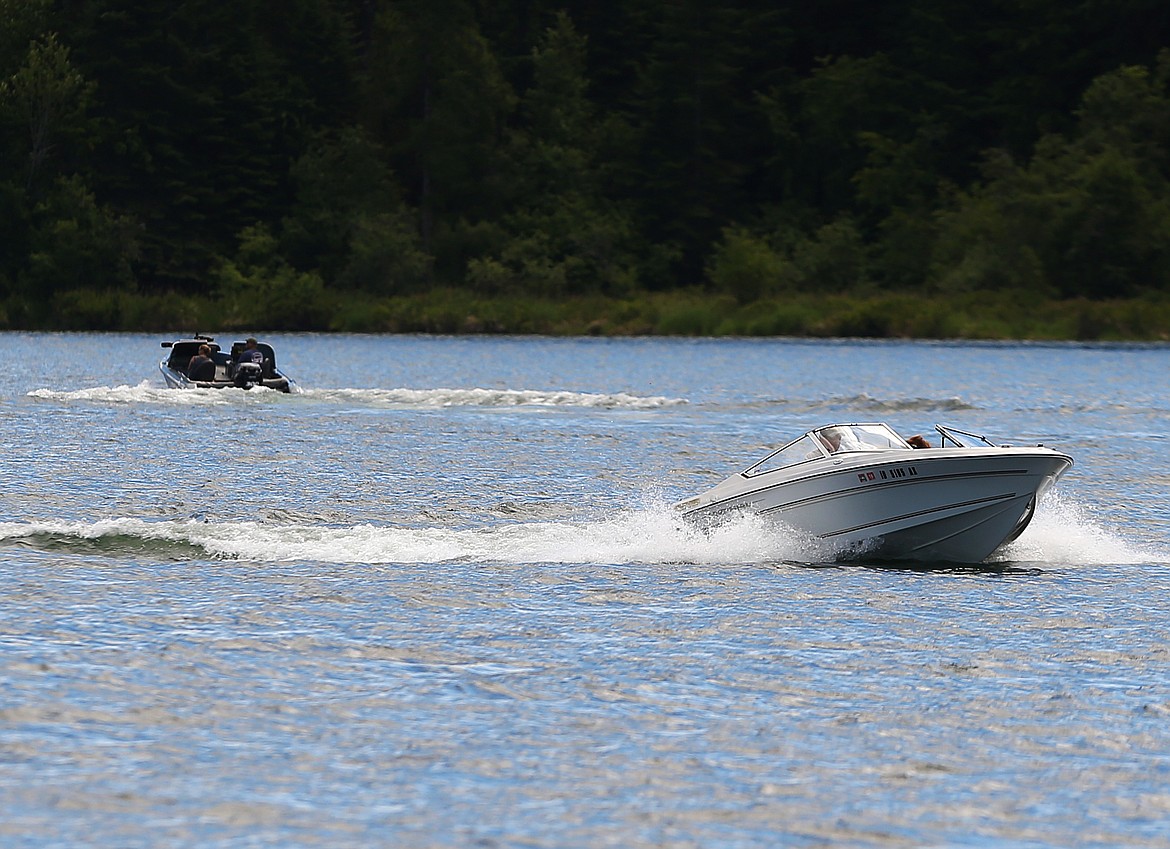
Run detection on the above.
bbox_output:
[0,511,813,567]
[295,387,687,409]
[26,384,687,410]
[994,490,1158,565]
[0,494,1159,568]
[26,383,286,406]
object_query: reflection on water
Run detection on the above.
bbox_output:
[2,333,1169,848]
[6,550,1170,848]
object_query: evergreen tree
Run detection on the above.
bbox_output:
[0,0,51,77]
[470,12,635,295]
[281,127,430,294]
[932,56,1170,299]
[2,34,92,194]
[0,14,130,306]
[620,0,791,287]
[64,0,357,289]
[362,0,514,274]
[3,0,1170,320]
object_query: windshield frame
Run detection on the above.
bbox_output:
[741,422,911,477]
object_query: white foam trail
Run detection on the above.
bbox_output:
[5,493,1158,567]
[997,490,1164,565]
[26,384,687,410]
[27,382,246,406]
[0,510,819,566]
[300,387,687,409]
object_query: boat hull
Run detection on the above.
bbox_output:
[160,363,292,392]
[679,448,1071,563]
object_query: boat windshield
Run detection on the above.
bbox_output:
[742,423,909,477]
[743,434,825,476]
[815,423,909,453]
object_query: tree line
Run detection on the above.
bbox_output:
[2,0,1170,330]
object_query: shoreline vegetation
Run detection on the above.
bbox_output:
[4,6,1170,340]
[14,288,1170,341]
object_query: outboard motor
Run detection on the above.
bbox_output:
[233,361,263,389]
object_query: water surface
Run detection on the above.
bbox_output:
[1,333,1168,848]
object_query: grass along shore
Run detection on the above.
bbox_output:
[10,287,1170,341]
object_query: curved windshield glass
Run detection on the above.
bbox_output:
[742,424,910,477]
[814,423,903,451]
[743,434,825,476]
[815,423,908,453]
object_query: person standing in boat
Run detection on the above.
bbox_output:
[187,344,215,379]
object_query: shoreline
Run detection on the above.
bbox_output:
[5,288,1170,342]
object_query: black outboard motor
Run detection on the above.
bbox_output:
[233,361,263,389]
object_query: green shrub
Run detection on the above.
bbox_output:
[706,228,791,303]
[792,218,868,292]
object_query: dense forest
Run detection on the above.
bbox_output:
[2,0,1170,335]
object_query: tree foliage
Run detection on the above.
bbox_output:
[2,0,1170,327]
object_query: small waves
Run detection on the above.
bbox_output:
[737,393,978,414]
[821,393,978,413]
[26,384,687,410]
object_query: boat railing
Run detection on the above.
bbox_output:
[934,425,1000,448]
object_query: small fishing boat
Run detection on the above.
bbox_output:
[159,334,294,392]
[675,423,1072,563]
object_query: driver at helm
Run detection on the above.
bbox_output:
[819,427,844,453]
[237,337,264,364]
[819,426,865,453]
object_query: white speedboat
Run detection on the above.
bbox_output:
[159,334,295,392]
[675,423,1072,563]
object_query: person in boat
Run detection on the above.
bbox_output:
[187,344,215,380]
[817,426,871,453]
[237,337,264,365]
[819,428,843,453]
[907,434,932,448]
[821,426,867,452]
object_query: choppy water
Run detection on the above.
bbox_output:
[2,332,1169,848]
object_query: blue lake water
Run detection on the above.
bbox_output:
[1,332,1169,848]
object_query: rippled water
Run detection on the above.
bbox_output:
[2,332,1169,848]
